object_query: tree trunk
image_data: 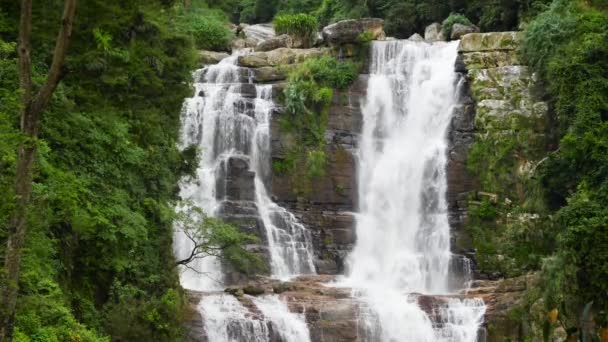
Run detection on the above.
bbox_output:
[0,0,77,340]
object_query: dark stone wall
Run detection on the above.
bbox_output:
[269,75,367,274]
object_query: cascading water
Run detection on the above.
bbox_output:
[344,40,486,341]
[174,52,315,290]
[174,51,314,341]
[199,294,310,342]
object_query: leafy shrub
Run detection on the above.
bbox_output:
[521,0,577,74]
[273,13,318,46]
[441,13,473,39]
[176,5,233,51]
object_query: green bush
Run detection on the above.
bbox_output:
[521,0,577,75]
[442,13,473,39]
[176,4,234,51]
[273,13,318,45]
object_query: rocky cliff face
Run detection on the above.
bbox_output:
[270,76,366,274]
[448,31,549,264]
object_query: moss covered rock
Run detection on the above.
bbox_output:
[459,31,522,52]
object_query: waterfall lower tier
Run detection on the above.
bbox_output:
[198,294,310,342]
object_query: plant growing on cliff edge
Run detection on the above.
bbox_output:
[174,205,265,276]
[275,56,357,194]
[273,13,319,46]
[441,13,473,39]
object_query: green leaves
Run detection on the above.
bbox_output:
[275,56,358,193]
[174,205,265,275]
[273,13,318,45]
[175,3,233,51]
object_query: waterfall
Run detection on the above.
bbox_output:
[199,294,310,342]
[174,51,313,341]
[345,40,486,341]
[174,52,315,290]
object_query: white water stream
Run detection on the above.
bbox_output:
[199,294,310,342]
[343,40,486,341]
[174,52,315,290]
[174,51,314,341]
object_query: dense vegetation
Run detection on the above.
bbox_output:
[0,0,249,340]
[465,0,608,338]
[211,0,552,37]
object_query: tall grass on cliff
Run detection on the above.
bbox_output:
[273,13,319,45]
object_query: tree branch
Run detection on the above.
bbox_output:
[17,0,33,124]
[29,0,78,123]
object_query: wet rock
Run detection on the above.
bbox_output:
[424,22,445,41]
[255,34,293,52]
[243,285,266,296]
[270,75,367,275]
[464,273,541,342]
[225,286,245,297]
[322,18,385,45]
[242,23,276,43]
[216,156,255,201]
[408,33,424,42]
[238,48,330,68]
[199,50,229,65]
[450,23,479,40]
[232,37,258,50]
[272,282,296,294]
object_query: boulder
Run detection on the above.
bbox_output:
[450,23,479,40]
[255,34,293,52]
[252,66,292,83]
[232,37,258,50]
[424,22,445,41]
[199,50,229,65]
[242,23,275,43]
[458,31,522,52]
[408,33,424,42]
[322,18,385,45]
[238,48,330,68]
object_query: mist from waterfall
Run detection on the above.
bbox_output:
[345,40,486,341]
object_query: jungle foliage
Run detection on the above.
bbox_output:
[212,0,551,38]
[465,0,608,337]
[0,0,249,340]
